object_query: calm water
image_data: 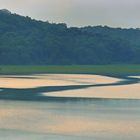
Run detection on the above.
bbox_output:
[0,74,140,139]
[0,98,140,140]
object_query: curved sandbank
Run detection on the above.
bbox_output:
[45,83,140,99]
[0,74,122,89]
[42,75,140,99]
[0,74,140,99]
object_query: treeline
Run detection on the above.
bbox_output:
[0,9,140,65]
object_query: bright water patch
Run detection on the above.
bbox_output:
[0,99,140,140]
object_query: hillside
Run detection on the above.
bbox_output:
[0,9,140,65]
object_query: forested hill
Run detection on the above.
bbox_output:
[0,9,140,65]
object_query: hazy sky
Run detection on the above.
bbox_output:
[0,0,140,28]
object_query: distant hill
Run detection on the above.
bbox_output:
[0,9,140,65]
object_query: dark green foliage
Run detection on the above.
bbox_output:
[0,10,140,65]
[0,65,140,75]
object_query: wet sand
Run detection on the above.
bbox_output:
[1,74,140,99]
[0,74,122,89]
[45,82,140,99]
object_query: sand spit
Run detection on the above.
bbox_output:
[45,83,140,99]
[0,74,122,89]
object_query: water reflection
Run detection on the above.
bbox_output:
[0,74,140,139]
[0,99,140,140]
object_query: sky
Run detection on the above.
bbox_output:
[0,0,140,28]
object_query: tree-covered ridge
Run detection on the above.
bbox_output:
[0,10,140,65]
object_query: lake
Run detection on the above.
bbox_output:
[0,74,140,140]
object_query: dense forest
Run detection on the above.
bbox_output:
[0,9,140,65]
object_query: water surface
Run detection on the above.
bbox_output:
[0,74,140,140]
